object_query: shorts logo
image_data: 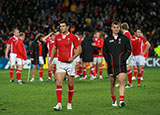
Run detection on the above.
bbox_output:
[118,38,121,44]
[57,38,61,41]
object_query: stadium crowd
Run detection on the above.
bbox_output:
[0,0,160,57]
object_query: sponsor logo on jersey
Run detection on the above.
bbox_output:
[57,38,61,41]
[109,40,114,43]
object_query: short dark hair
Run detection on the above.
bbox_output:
[59,20,69,26]
[134,28,141,32]
[12,27,19,32]
[111,21,120,27]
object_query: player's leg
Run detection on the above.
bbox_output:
[53,72,66,110]
[75,61,80,78]
[47,57,52,81]
[9,53,16,82]
[125,66,133,88]
[80,62,87,80]
[137,65,143,86]
[67,75,74,109]
[132,66,138,80]
[39,64,43,81]
[30,64,37,82]
[118,73,126,107]
[16,58,24,84]
[90,62,96,80]
[110,74,117,106]
[98,57,103,79]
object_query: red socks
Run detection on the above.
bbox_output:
[56,85,62,103]
[90,66,96,76]
[133,68,138,78]
[138,72,142,84]
[48,70,52,78]
[111,96,117,101]
[127,69,132,84]
[53,66,56,76]
[83,66,87,78]
[99,68,103,76]
[141,67,144,77]
[39,69,43,78]
[120,96,124,101]
[95,66,98,75]
[10,68,14,79]
[111,96,124,102]
[16,70,22,80]
[68,85,74,104]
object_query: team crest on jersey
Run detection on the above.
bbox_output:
[118,38,121,44]
[109,40,114,43]
[57,38,61,41]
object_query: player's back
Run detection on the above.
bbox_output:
[8,36,18,54]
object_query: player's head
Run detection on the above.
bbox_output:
[13,27,19,37]
[19,32,25,41]
[134,28,142,37]
[111,21,120,35]
[94,31,100,38]
[59,20,69,34]
[35,33,44,42]
[121,22,129,32]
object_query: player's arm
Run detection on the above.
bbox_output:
[5,44,10,59]
[103,39,109,63]
[41,32,53,42]
[141,41,151,56]
[50,45,57,64]
[68,45,82,62]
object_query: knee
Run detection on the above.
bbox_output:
[119,79,125,85]
[57,80,63,86]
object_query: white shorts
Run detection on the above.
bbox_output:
[93,57,102,65]
[39,56,44,65]
[130,55,145,66]
[126,54,132,67]
[48,57,58,65]
[10,53,17,66]
[75,56,81,62]
[56,60,76,76]
[16,58,26,65]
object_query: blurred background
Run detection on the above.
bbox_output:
[0,0,160,57]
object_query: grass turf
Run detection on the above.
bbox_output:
[0,68,160,115]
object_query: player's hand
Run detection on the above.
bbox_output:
[92,43,96,46]
[5,55,8,59]
[68,57,74,63]
[141,52,145,56]
[30,58,34,61]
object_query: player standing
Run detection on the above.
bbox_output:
[121,23,133,88]
[30,33,48,82]
[103,21,131,107]
[50,20,82,110]
[5,27,19,82]
[130,29,151,86]
[92,31,104,79]
[15,32,27,84]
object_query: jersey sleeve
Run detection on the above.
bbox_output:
[141,36,147,44]
[46,37,50,44]
[73,34,80,48]
[8,37,13,45]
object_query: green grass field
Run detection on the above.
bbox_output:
[0,68,160,115]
